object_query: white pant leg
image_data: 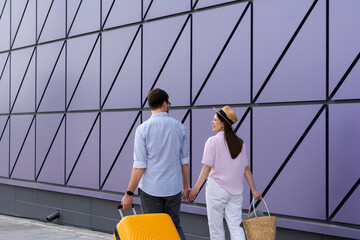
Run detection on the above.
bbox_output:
[206,177,229,240]
[224,194,246,240]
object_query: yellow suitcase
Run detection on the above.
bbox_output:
[113,205,180,240]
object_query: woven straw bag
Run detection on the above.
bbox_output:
[243,198,277,240]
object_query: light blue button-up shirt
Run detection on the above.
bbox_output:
[133,112,189,197]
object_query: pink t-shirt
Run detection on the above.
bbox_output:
[201,131,248,195]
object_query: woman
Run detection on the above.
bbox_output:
[188,106,262,240]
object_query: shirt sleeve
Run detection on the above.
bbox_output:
[201,137,216,167]
[133,127,147,169]
[180,126,189,165]
[243,142,249,167]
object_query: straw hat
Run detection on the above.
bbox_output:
[213,105,238,126]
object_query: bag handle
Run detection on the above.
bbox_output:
[248,198,271,217]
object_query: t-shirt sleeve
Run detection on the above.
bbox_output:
[201,137,216,167]
[243,142,249,167]
[180,126,190,165]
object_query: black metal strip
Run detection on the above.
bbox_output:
[253,0,318,103]
[329,51,360,99]
[0,116,10,142]
[234,107,251,133]
[143,0,154,20]
[66,0,83,37]
[257,105,326,206]
[36,41,66,111]
[328,178,360,221]
[35,114,65,181]
[101,27,141,109]
[10,47,36,113]
[250,1,253,102]
[0,53,10,81]
[0,0,8,20]
[10,114,36,177]
[101,0,115,29]
[10,0,30,48]
[66,112,100,185]
[100,111,142,189]
[192,2,251,105]
[36,0,55,43]
[66,34,100,110]
[142,14,192,108]
[325,0,329,219]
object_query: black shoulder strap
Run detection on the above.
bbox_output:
[114,228,121,240]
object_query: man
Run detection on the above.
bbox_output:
[121,88,190,240]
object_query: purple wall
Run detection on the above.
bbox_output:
[0,0,359,238]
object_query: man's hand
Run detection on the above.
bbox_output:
[121,194,133,210]
[182,187,191,201]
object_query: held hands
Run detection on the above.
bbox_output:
[188,188,199,202]
[182,187,192,201]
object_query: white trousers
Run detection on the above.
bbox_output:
[206,177,246,240]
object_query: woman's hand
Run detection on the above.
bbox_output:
[188,188,199,202]
[252,189,262,200]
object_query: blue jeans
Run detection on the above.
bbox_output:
[139,189,186,240]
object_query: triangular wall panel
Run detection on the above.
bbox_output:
[256,0,325,102]
[102,0,141,29]
[195,7,250,105]
[192,3,246,104]
[332,186,360,226]
[0,0,10,51]
[10,115,35,181]
[0,54,9,113]
[102,27,141,109]
[253,0,314,98]
[145,0,189,20]
[37,0,65,43]
[67,0,99,36]
[11,48,35,113]
[329,0,360,95]
[152,20,190,106]
[11,0,35,48]
[143,14,187,102]
[332,61,360,100]
[67,118,99,189]
[67,35,99,111]
[37,41,65,112]
[265,111,326,220]
[0,117,9,177]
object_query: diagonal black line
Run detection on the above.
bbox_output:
[36,41,66,111]
[35,114,65,181]
[10,115,36,177]
[101,0,115,29]
[234,107,251,132]
[66,113,100,185]
[37,0,55,43]
[327,178,360,221]
[0,116,10,142]
[67,0,83,36]
[253,0,318,103]
[101,27,141,109]
[100,111,141,190]
[0,53,10,81]
[0,0,8,20]
[66,34,100,110]
[143,0,154,19]
[11,0,30,49]
[10,47,36,113]
[256,105,326,207]
[329,51,360,99]
[142,14,193,108]
[192,2,251,105]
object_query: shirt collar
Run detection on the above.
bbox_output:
[217,131,225,136]
[151,112,169,118]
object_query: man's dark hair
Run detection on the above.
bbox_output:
[147,88,169,110]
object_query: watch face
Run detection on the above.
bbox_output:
[127,191,134,196]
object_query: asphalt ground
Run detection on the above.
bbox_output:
[0,214,113,239]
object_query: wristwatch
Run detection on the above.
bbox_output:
[126,190,134,196]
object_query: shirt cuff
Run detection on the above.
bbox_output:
[180,156,189,165]
[133,160,147,168]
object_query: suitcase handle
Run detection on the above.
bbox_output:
[117,204,137,219]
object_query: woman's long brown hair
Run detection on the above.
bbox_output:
[217,113,243,159]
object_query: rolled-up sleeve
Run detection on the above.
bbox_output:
[133,127,147,168]
[180,127,189,165]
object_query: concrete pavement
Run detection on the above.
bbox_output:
[0,214,113,239]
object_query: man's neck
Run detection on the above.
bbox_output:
[151,109,166,114]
